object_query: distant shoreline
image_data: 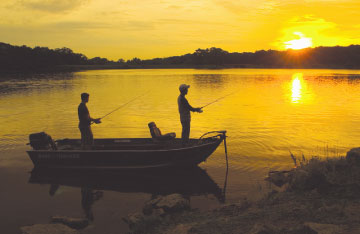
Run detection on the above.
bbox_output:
[61,64,360,71]
[2,42,360,73]
[2,64,360,74]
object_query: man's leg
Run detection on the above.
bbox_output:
[87,126,94,146]
[80,126,94,149]
[181,120,190,145]
[79,127,86,149]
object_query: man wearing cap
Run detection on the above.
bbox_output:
[177,84,203,145]
[78,93,101,149]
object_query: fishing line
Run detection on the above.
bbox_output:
[94,92,149,123]
[200,91,237,109]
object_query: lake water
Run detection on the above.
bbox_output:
[2,68,360,233]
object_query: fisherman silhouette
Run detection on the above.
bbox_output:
[78,93,101,150]
[177,84,203,145]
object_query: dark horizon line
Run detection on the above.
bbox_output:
[2,42,360,71]
[1,41,359,61]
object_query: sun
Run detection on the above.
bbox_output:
[284,32,313,50]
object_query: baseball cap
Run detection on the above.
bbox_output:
[179,84,190,92]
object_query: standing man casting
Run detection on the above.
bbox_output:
[177,84,203,145]
[78,93,101,149]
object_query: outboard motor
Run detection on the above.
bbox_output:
[29,132,57,150]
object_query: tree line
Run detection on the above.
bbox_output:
[1,42,360,71]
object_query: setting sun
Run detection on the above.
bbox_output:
[284,32,313,50]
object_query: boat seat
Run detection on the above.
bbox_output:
[148,122,176,141]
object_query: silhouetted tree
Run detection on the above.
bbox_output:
[88,57,109,65]
[1,42,360,71]
[126,57,142,65]
[117,58,125,64]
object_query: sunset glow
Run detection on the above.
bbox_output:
[0,0,359,59]
[291,73,303,103]
[284,32,313,50]
[287,72,313,104]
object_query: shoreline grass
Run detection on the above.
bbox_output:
[128,153,360,234]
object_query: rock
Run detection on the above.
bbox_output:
[152,208,166,217]
[304,222,343,234]
[266,171,290,187]
[155,194,190,213]
[51,216,89,229]
[346,148,360,164]
[217,199,251,216]
[143,194,190,215]
[288,169,310,190]
[124,194,190,229]
[309,171,331,193]
[289,169,330,192]
[281,225,317,234]
[122,212,145,228]
[143,197,162,215]
[248,223,273,234]
[165,223,194,234]
[20,224,79,234]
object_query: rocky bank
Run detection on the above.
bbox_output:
[125,148,360,234]
[20,148,360,234]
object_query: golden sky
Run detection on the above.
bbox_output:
[0,0,359,60]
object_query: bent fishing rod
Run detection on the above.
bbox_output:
[200,91,237,109]
[99,92,148,121]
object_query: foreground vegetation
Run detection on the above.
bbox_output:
[128,156,360,234]
[2,42,360,72]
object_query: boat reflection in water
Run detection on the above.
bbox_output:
[29,166,227,219]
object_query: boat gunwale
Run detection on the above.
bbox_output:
[26,138,222,154]
[30,163,177,170]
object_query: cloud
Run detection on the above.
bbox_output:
[19,0,89,13]
[48,21,109,31]
[305,0,350,2]
[167,5,183,10]
[124,21,155,31]
[292,15,320,23]
[44,19,155,32]
[157,18,224,26]
[288,16,337,30]
[214,0,281,15]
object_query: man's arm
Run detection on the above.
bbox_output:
[84,106,101,124]
[90,116,101,124]
[183,97,202,113]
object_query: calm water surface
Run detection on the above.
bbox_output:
[2,69,360,233]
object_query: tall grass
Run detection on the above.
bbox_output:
[286,153,360,196]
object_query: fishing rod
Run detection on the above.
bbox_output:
[100,92,148,120]
[200,91,237,109]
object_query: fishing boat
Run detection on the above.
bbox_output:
[26,130,227,169]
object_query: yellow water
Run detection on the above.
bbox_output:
[2,69,360,169]
[2,68,360,232]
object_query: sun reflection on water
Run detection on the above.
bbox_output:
[291,73,303,103]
